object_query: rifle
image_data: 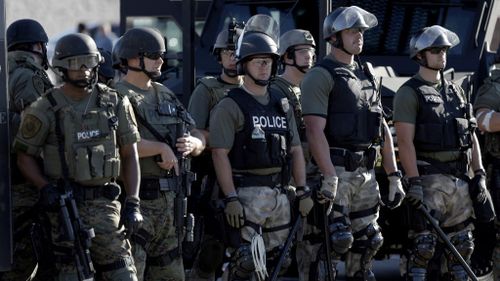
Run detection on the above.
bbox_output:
[174,117,196,256]
[269,216,302,281]
[418,204,478,281]
[323,204,335,281]
[58,185,96,281]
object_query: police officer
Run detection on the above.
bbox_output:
[473,49,500,277]
[1,18,53,281]
[114,27,205,281]
[13,33,142,280]
[98,48,115,86]
[394,25,487,280]
[210,14,314,281]
[301,6,404,280]
[186,26,243,281]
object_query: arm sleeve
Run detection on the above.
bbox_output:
[188,83,212,129]
[116,95,141,146]
[300,67,333,117]
[12,103,50,156]
[392,85,419,124]
[209,98,243,149]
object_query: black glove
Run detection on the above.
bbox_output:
[39,183,60,210]
[120,197,143,239]
[406,177,424,207]
[469,172,487,203]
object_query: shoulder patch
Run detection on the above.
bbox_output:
[32,75,46,95]
[21,114,42,139]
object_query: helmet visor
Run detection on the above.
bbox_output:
[66,54,100,70]
[332,6,378,32]
[414,25,459,51]
[243,14,280,46]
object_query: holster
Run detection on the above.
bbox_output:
[70,182,121,201]
[330,147,377,172]
[140,177,177,200]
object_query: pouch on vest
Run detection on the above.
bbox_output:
[90,144,105,178]
[245,137,269,167]
[269,133,286,166]
[75,147,92,182]
[415,123,443,149]
[104,155,120,178]
[455,118,471,148]
[330,112,356,139]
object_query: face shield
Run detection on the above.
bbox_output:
[411,25,459,58]
[331,6,377,33]
[65,54,101,70]
[236,14,280,59]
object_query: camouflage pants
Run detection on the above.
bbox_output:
[132,191,184,281]
[0,183,39,281]
[46,195,137,281]
[296,166,381,280]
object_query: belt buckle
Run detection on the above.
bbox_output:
[159,178,169,191]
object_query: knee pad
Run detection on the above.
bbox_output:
[99,256,137,281]
[198,238,225,273]
[229,244,255,280]
[266,245,292,275]
[329,221,354,255]
[448,231,474,262]
[409,233,437,269]
[351,223,384,272]
[347,269,375,281]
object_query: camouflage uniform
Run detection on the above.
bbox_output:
[474,69,500,279]
[1,50,53,281]
[13,84,140,280]
[116,81,193,281]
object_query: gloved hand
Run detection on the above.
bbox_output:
[39,183,60,210]
[469,172,487,203]
[406,177,424,207]
[386,176,405,209]
[317,175,338,204]
[120,197,143,239]
[297,186,314,217]
[224,197,245,228]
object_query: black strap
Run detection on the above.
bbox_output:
[50,94,71,188]
[131,106,170,145]
[146,247,180,266]
[95,256,134,273]
[441,217,473,234]
[332,204,379,220]
[244,220,292,233]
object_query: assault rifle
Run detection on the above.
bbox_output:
[58,186,96,281]
[174,118,196,255]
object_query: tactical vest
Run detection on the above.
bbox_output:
[270,76,305,140]
[116,82,193,178]
[480,71,500,158]
[403,78,473,152]
[8,51,52,112]
[43,85,121,185]
[228,88,291,170]
[198,76,240,120]
[317,59,383,151]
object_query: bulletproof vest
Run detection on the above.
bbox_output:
[8,51,52,113]
[198,76,240,128]
[479,71,500,158]
[317,59,383,151]
[403,78,473,152]
[227,87,291,170]
[270,76,305,140]
[116,81,193,177]
[43,85,120,185]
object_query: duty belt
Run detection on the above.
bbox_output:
[139,177,177,200]
[417,157,468,179]
[330,147,376,172]
[233,173,281,188]
[70,182,121,201]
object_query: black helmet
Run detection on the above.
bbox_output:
[409,25,459,59]
[323,6,377,41]
[236,32,279,64]
[7,19,48,50]
[112,36,125,71]
[98,48,114,82]
[213,28,243,55]
[118,27,166,59]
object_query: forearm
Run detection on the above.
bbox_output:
[120,144,141,198]
[189,128,206,156]
[291,145,306,186]
[17,152,48,189]
[398,140,419,177]
[476,108,500,132]
[212,148,236,196]
[137,138,170,158]
[305,122,336,177]
[381,121,398,174]
[471,133,484,172]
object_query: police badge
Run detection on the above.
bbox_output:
[280,98,290,113]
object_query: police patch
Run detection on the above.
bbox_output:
[280,98,290,113]
[32,75,45,95]
[21,114,42,139]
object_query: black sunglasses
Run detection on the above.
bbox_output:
[427,47,448,54]
[143,52,164,60]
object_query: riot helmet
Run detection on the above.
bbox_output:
[118,27,166,79]
[52,33,102,90]
[98,48,114,85]
[112,36,126,73]
[7,19,49,69]
[236,14,280,85]
[213,28,243,77]
[409,25,459,70]
[323,6,377,55]
[278,29,316,73]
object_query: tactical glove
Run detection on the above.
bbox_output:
[317,175,338,204]
[297,186,314,217]
[385,175,405,209]
[120,197,143,239]
[469,172,487,203]
[406,177,424,207]
[224,196,245,228]
[39,183,60,211]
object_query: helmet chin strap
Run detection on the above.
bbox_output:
[64,67,98,92]
[127,56,161,79]
[283,61,311,74]
[334,34,353,56]
[417,56,443,71]
[224,67,238,78]
[247,72,270,86]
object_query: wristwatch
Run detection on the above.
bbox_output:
[388,170,403,178]
[296,186,311,193]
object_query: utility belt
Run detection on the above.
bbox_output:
[69,181,121,201]
[330,147,377,172]
[233,173,281,188]
[417,156,468,179]
[139,177,178,200]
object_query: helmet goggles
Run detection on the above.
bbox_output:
[65,54,100,70]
